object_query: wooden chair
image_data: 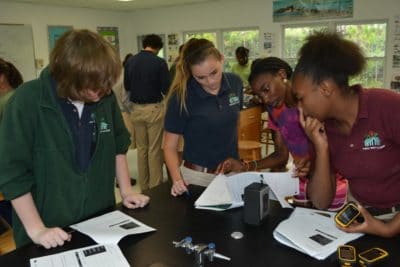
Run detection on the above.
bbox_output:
[0,216,15,255]
[238,140,262,161]
[0,193,16,255]
[260,112,274,155]
[237,106,263,161]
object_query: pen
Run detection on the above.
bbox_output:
[185,189,191,197]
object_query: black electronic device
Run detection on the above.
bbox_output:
[337,245,356,266]
[243,182,269,225]
[335,202,361,228]
[358,247,388,266]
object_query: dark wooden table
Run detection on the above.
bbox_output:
[0,182,399,266]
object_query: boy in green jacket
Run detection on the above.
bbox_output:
[0,29,149,248]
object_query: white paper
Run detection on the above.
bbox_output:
[273,207,363,260]
[70,210,156,244]
[30,244,129,267]
[195,171,299,210]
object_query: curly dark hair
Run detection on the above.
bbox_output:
[142,34,163,50]
[248,57,292,84]
[293,31,366,92]
[0,58,23,89]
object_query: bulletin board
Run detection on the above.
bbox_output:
[0,24,36,82]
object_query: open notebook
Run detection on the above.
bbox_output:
[194,171,299,211]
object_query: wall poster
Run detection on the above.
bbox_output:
[48,25,73,54]
[97,26,120,53]
[273,0,353,22]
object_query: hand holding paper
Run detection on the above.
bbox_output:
[195,171,299,210]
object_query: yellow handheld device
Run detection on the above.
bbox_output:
[337,245,356,266]
[358,247,388,266]
[335,202,361,227]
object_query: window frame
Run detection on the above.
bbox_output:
[281,20,388,88]
[183,27,260,72]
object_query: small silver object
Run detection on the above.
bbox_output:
[231,231,243,239]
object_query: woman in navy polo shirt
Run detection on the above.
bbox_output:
[292,31,400,237]
[164,38,243,196]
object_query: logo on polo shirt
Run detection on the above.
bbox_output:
[99,117,111,133]
[229,93,240,106]
[362,130,385,150]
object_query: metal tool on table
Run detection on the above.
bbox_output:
[172,236,230,266]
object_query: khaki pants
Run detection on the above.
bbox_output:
[181,166,215,187]
[130,102,164,191]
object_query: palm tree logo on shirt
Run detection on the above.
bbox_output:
[99,117,111,133]
[363,130,384,150]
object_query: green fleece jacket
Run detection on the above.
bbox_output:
[0,67,130,247]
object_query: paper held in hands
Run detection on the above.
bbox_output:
[70,210,156,244]
[273,207,363,260]
[194,171,299,211]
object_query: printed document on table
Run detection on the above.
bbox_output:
[30,244,129,267]
[273,207,363,260]
[195,171,299,210]
[70,210,155,244]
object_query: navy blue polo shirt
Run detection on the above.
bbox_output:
[51,80,97,172]
[164,72,243,169]
[57,100,97,172]
[124,50,170,104]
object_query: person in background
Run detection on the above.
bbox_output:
[292,31,400,237]
[124,34,171,191]
[164,38,243,196]
[167,44,185,165]
[0,58,23,121]
[217,57,348,211]
[231,46,251,89]
[0,29,149,248]
[113,53,137,186]
[169,44,184,81]
[0,58,23,226]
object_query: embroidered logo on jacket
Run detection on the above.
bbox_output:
[229,93,240,106]
[99,117,111,133]
[362,130,385,150]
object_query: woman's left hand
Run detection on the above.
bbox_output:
[337,204,391,237]
[122,193,150,209]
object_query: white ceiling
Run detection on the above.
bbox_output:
[0,0,220,11]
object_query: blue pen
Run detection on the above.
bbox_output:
[185,189,191,197]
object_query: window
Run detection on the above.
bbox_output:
[184,28,260,71]
[223,29,260,71]
[184,31,217,46]
[283,24,328,68]
[282,21,387,88]
[337,23,387,88]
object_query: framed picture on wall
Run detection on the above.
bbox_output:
[273,0,353,22]
[97,26,120,53]
[48,25,73,55]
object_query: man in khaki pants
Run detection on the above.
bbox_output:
[124,34,170,190]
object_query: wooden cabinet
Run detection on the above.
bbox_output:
[238,105,262,141]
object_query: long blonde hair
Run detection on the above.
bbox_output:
[166,38,222,113]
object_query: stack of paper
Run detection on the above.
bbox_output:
[70,210,156,244]
[30,244,129,267]
[194,171,299,211]
[273,207,363,260]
